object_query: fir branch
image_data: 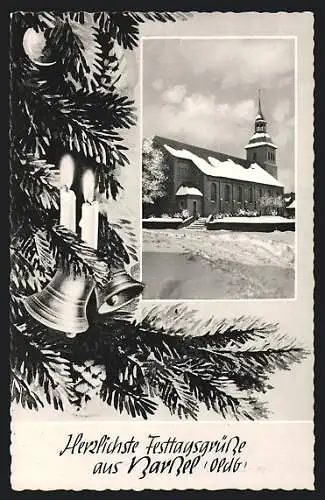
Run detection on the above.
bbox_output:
[10,367,44,410]
[11,324,76,410]
[139,303,278,347]
[194,343,308,376]
[171,358,268,419]
[14,156,59,212]
[208,380,268,420]
[11,11,57,33]
[17,86,132,166]
[98,212,130,266]
[127,12,193,24]
[102,214,139,263]
[10,152,58,229]
[50,224,111,285]
[10,228,55,296]
[34,229,56,271]
[97,36,128,92]
[107,13,140,50]
[71,90,136,130]
[48,17,103,93]
[142,357,199,420]
[84,313,308,420]
[93,12,192,49]
[10,247,46,295]
[10,294,29,324]
[62,12,86,24]
[100,380,157,419]
[97,170,124,198]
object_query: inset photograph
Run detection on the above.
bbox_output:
[142,38,296,300]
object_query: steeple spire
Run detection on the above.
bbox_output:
[257,89,264,120]
[256,89,265,122]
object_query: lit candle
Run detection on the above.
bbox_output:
[79,170,99,249]
[59,154,76,231]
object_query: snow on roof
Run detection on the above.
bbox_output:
[287,200,296,209]
[245,141,277,149]
[163,144,284,188]
[250,132,272,140]
[176,186,203,196]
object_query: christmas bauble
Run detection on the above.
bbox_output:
[22,27,56,67]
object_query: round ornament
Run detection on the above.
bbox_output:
[22,27,56,67]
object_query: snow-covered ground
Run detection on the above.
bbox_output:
[209,216,294,223]
[143,229,294,269]
[142,229,295,299]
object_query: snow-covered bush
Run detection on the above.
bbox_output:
[181,209,190,219]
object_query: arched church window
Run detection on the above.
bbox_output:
[224,184,230,202]
[210,182,217,202]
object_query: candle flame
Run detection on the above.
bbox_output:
[82,170,96,203]
[59,154,75,189]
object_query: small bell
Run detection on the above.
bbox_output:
[95,269,144,316]
[23,267,95,338]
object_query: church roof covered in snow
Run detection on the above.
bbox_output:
[154,136,284,188]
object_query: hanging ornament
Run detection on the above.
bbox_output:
[23,266,95,338]
[95,267,144,317]
[22,27,56,67]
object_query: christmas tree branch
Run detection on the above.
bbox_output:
[11,325,76,410]
[94,12,193,50]
[10,367,44,410]
[98,212,131,265]
[100,380,158,419]
[49,224,111,285]
[48,17,103,93]
[14,156,59,212]
[17,86,133,167]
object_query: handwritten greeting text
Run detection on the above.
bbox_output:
[58,433,248,479]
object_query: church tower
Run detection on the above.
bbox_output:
[245,91,278,179]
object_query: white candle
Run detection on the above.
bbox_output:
[59,154,76,231]
[79,170,99,249]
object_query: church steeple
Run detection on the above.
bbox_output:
[244,90,278,179]
[255,89,267,132]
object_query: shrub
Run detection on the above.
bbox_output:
[181,209,190,219]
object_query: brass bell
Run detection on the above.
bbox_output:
[95,269,144,316]
[23,267,95,338]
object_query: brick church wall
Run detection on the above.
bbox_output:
[150,147,284,217]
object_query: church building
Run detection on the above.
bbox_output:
[150,95,284,217]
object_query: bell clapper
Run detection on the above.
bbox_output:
[108,295,118,306]
[66,331,77,339]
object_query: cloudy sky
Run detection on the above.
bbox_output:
[142,38,295,191]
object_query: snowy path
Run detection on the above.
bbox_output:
[142,229,295,299]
